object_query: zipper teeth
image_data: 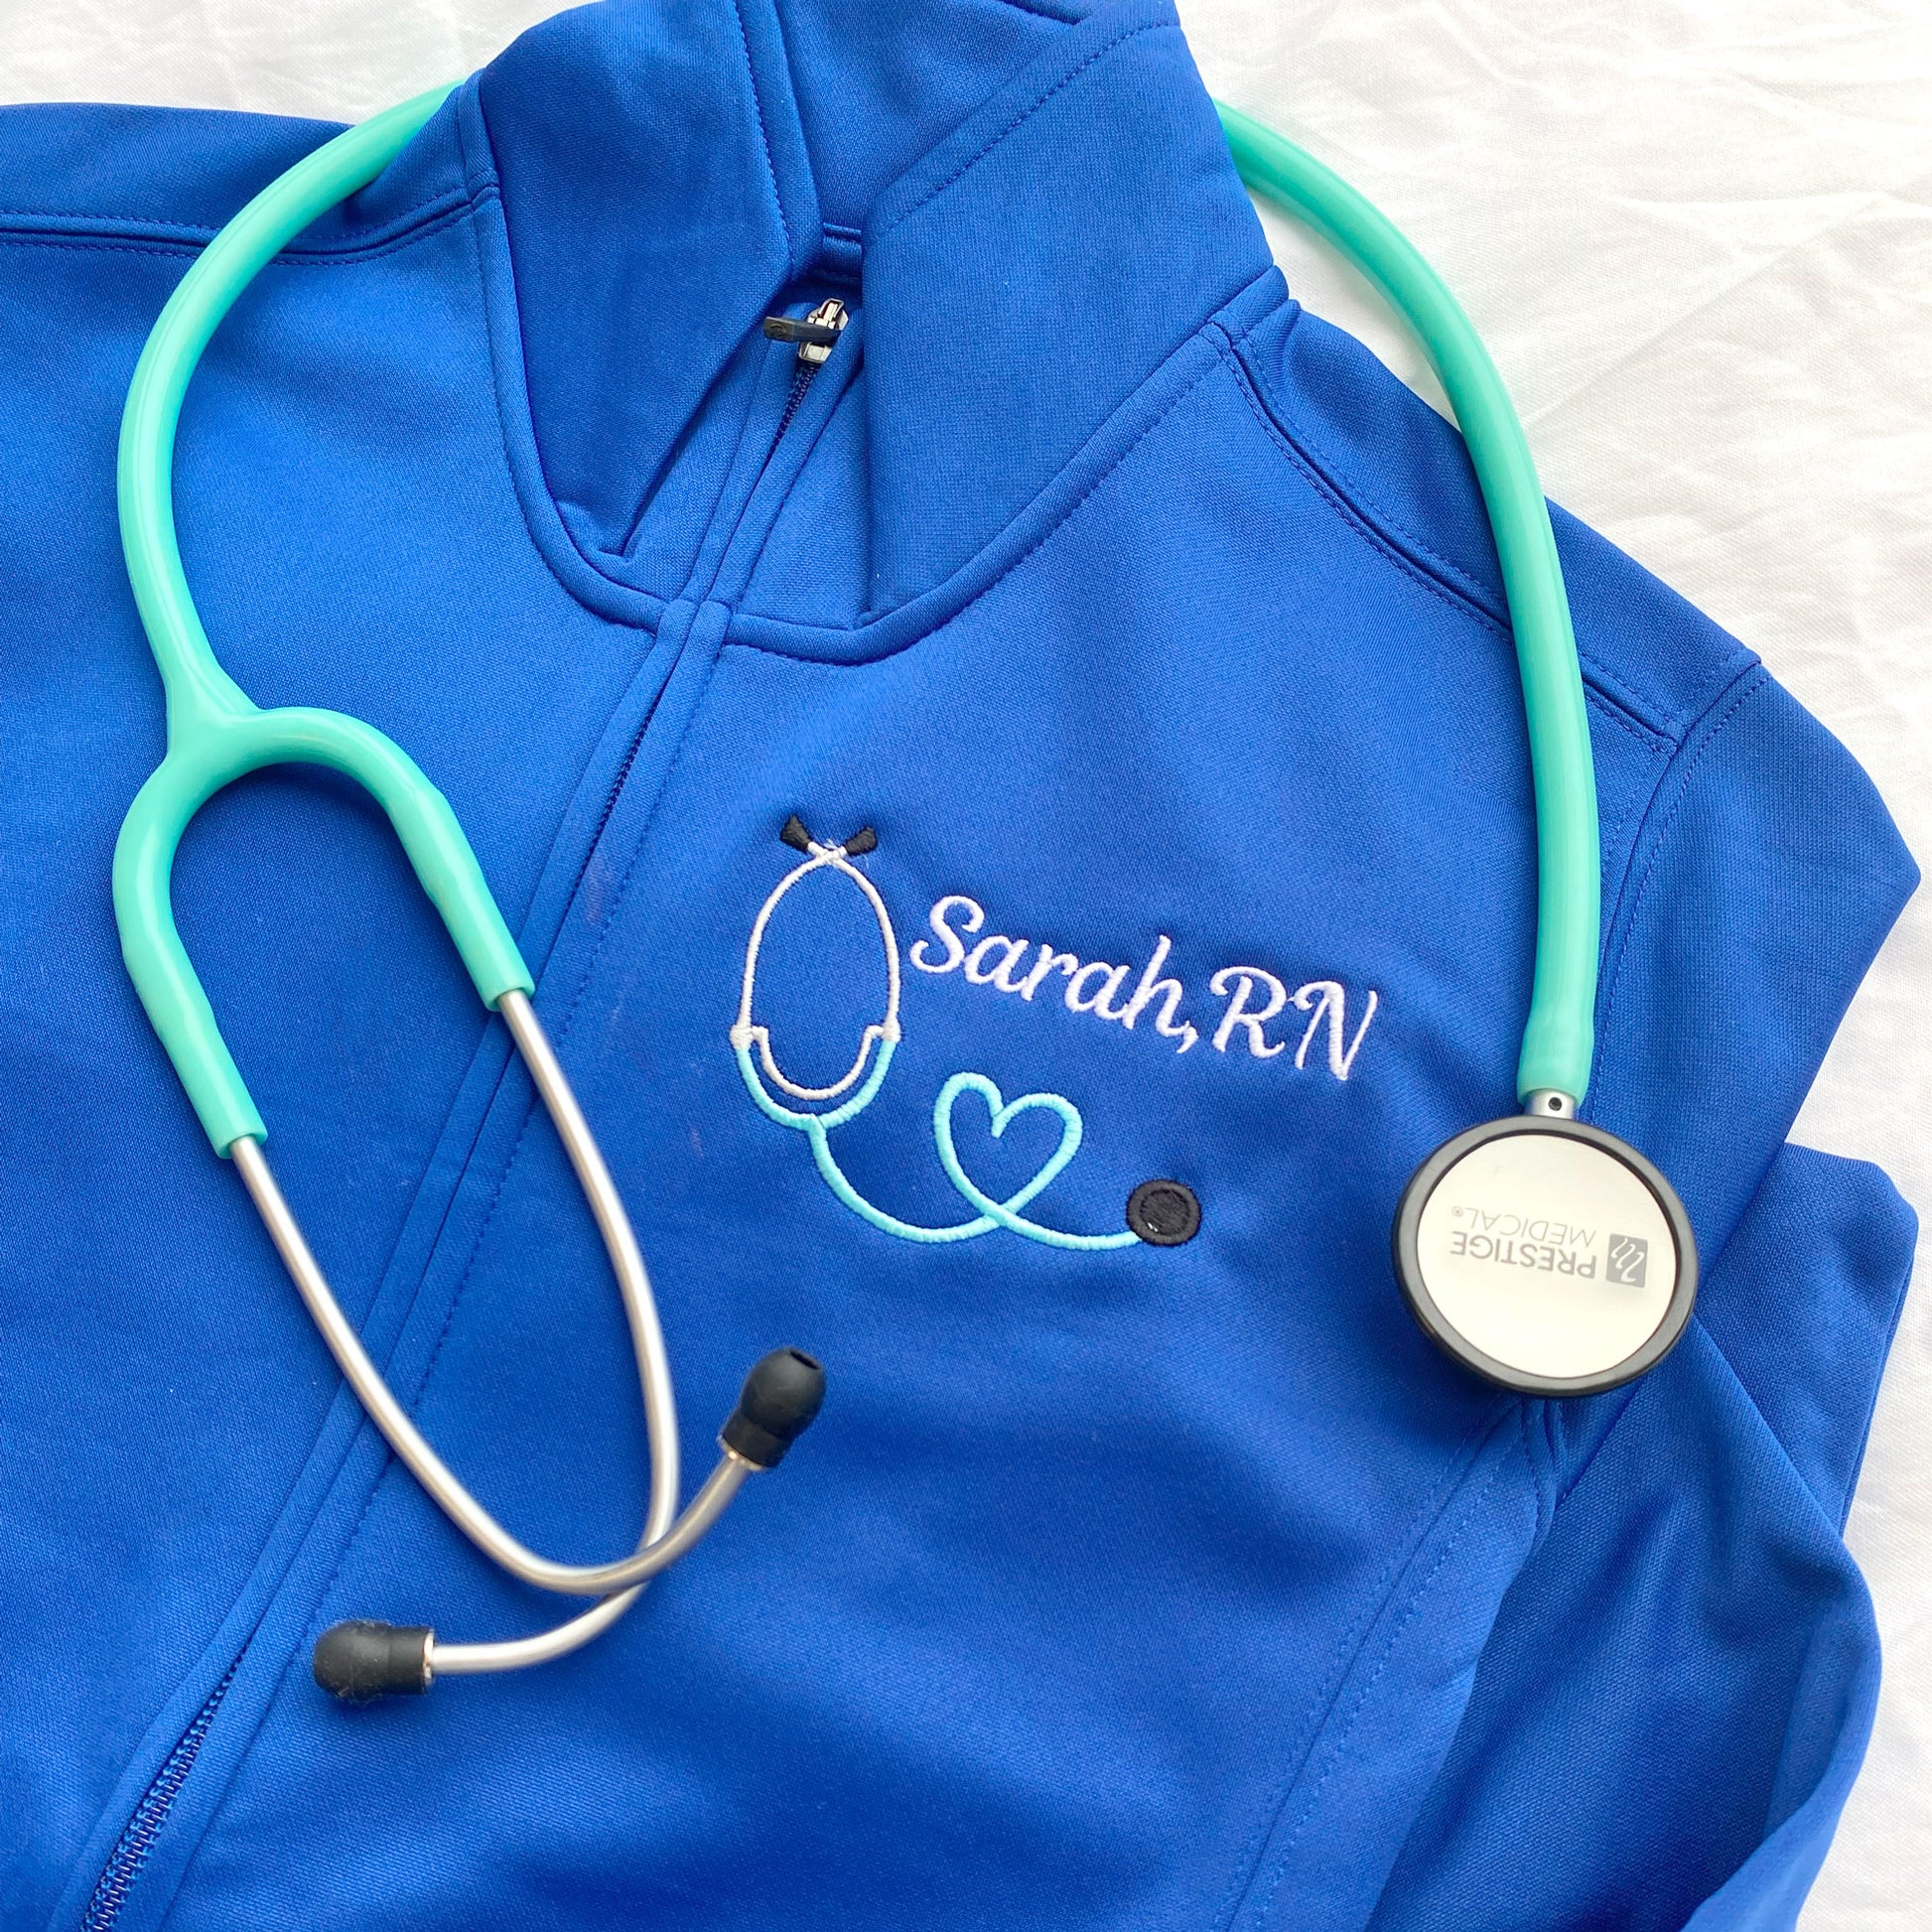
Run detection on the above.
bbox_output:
[74,299,835,1932]
[578,312,832,925]
[769,360,816,450]
[80,1665,238,1932]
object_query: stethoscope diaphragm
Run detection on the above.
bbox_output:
[1392,1116,1697,1397]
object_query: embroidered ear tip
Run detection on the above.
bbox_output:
[842,826,878,857]
[722,1347,827,1469]
[779,814,814,852]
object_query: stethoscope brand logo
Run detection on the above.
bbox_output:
[1446,1204,1649,1286]
[1605,1234,1650,1288]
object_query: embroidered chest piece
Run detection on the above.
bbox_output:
[730,819,1198,1252]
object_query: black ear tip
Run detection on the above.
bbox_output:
[842,825,878,857]
[313,1621,433,1701]
[721,1347,827,1468]
[779,814,813,852]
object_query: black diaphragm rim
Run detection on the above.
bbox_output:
[1392,1114,1698,1398]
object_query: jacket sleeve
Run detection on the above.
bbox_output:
[1363,1141,1916,1932]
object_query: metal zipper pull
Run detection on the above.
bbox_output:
[761,297,849,365]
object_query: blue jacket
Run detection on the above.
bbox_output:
[0,1,1916,1926]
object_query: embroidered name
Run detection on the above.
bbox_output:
[908,895,1378,1078]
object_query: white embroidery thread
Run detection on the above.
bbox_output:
[732,835,1138,1251]
[731,842,901,1102]
[913,897,1373,1076]
[1293,981,1380,1080]
[1209,966,1289,1057]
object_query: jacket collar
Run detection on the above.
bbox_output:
[463,0,1274,615]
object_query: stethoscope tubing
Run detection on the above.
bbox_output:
[1218,105,1598,1108]
[233,992,754,1669]
[113,89,755,1679]
[109,81,1612,1686]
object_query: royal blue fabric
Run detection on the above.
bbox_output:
[0,1,1915,1926]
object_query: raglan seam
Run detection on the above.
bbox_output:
[1207,315,1500,631]
[1294,427,1672,738]
[1595,668,1769,1061]
[719,269,1652,677]
[728,0,791,261]
[0,201,477,270]
[1228,1434,1526,1931]
[0,235,207,264]
[1213,320,1673,754]
[1222,318,1702,740]
[0,182,463,239]
[0,189,477,263]
[1210,1399,1519,1932]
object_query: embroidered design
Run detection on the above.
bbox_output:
[731,821,1139,1250]
[913,895,1380,1075]
[1126,1179,1201,1247]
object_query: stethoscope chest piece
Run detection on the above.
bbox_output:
[1393,1115,1697,1397]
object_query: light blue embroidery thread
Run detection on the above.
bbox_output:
[731,827,1138,1250]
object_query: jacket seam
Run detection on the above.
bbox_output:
[726,321,1237,665]
[1240,1447,1523,1930]
[1212,1403,1523,1932]
[989,0,1088,20]
[869,16,1165,247]
[458,80,760,633]
[0,186,476,261]
[1208,1399,1515,1929]
[1209,320,1669,864]
[452,47,1268,645]
[1217,320,1676,750]
[0,179,460,233]
[453,145,657,630]
[0,205,475,272]
[289,629,732,1650]
[729,0,790,259]
[1595,667,1769,1057]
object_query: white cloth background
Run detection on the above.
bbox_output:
[2,1,1924,1921]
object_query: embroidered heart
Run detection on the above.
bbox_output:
[932,1072,1085,1223]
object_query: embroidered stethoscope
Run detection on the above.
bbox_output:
[108,86,1695,1704]
[731,816,1182,1251]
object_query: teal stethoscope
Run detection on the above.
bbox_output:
[113,86,1695,1701]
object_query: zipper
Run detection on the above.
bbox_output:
[562,292,854,1011]
[79,1665,238,1931]
[71,294,847,1932]
[759,296,847,450]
